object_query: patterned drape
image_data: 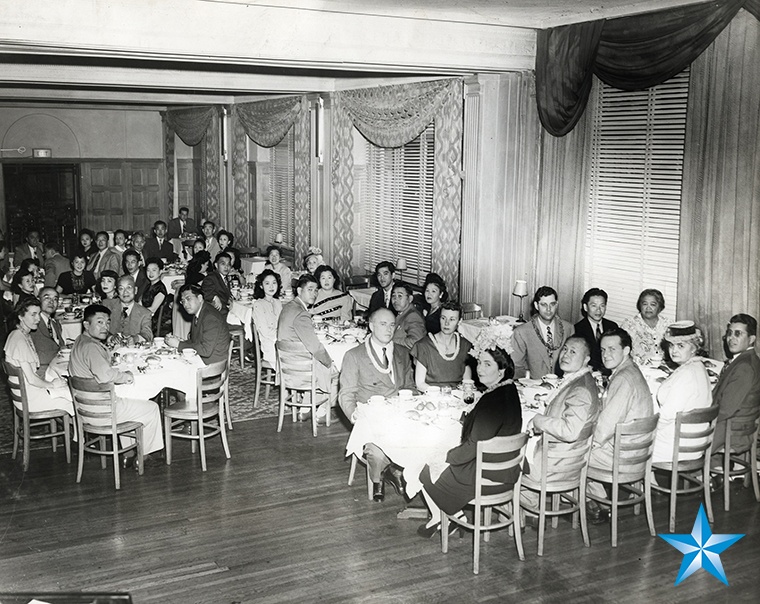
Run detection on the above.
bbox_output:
[237,97,301,147]
[293,103,311,261]
[161,113,176,217]
[165,107,215,146]
[231,112,250,247]
[331,79,464,294]
[201,111,221,227]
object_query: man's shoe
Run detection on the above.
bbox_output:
[586,505,610,525]
[372,481,385,503]
[710,475,724,493]
[122,452,137,470]
[384,465,406,498]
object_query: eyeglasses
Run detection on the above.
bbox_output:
[726,328,749,338]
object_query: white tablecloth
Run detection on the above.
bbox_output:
[228,299,254,341]
[161,272,185,295]
[320,337,359,371]
[348,287,376,311]
[60,318,82,343]
[242,257,267,277]
[458,315,518,344]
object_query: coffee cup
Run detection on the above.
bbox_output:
[182,348,198,359]
[398,389,413,399]
[368,395,385,405]
[154,337,165,348]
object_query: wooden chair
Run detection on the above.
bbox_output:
[276,340,330,437]
[461,303,483,320]
[652,405,719,532]
[69,376,143,490]
[520,423,595,556]
[223,339,235,429]
[4,361,72,472]
[586,414,660,547]
[251,321,276,408]
[347,453,374,501]
[153,298,173,337]
[709,407,760,511]
[228,325,246,369]
[442,432,529,574]
[344,275,371,291]
[164,358,231,471]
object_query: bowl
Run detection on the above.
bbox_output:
[145,355,161,369]
[343,335,357,344]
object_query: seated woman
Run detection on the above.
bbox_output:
[252,269,283,368]
[185,251,211,287]
[418,345,522,537]
[412,301,472,392]
[303,246,324,275]
[18,257,42,280]
[192,238,206,256]
[264,245,292,293]
[56,254,96,295]
[11,269,38,306]
[217,229,242,272]
[621,288,672,366]
[140,258,168,330]
[4,296,73,417]
[179,239,195,264]
[95,269,119,301]
[414,273,448,334]
[652,321,713,463]
[310,265,352,322]
[76,228,96,263]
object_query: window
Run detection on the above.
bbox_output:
[269,128,295,246]
[363,123,435,285]
[584,70,689,322]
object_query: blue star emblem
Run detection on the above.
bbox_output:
[659,503,744,585]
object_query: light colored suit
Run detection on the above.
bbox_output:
[512,317,574,379]
[278,298,333,391]
[14,242,45,264]
[712,348,760,453]
[392,305,426,350]
[103,298,154,343]
[44,253,71,287]
[87,248,121,280]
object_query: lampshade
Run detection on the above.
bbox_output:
[274,233,284,244]
[396,258,408,271]
[512,279,528,297]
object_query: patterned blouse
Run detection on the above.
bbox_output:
[620,313,672,366]
[309,289,353,322]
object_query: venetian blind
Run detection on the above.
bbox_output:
[584,70,689,322]
[363,124,435,285]
[269,127,295,246]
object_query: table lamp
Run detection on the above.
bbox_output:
[512,279,528,322]
[396,258,407,281]
[274,233,284,245]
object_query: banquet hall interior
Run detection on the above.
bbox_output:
[1,1,760,602]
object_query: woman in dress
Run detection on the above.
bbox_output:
[192,238,206,256]
[415,273,448,334]
[412,301,472,391]
[303,247,324,275]
[417,345,522,537]
[96,269,119,300]
[264,245,292,292]
[11,269,37,306]
[55,254,96,295]
[4,296,73,416]
[621,288,672,365]
[140,257,168,322]
[310,265,352,322]
[216,229,241,272]
[76,229,96,263]
[252,269,283,368]
[186,251,211,287]
[652,321,713,463]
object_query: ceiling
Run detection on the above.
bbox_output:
[0,0,714,107]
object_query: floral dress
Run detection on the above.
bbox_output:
[620,313,671,365]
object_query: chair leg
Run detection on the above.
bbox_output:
[723,448,731,512]
[348,454,357,485]
[311,388,318,438]
[198,419,207,472]
[254,359,262,408]
[484,507,492,543]
[22,414,31,472]
[220,409,231,460]
[703,462,714,524]
[135,427,144,476]
[645,473,656,537]
[64,415,72,464]
[441,512,450,553]
[165,417,173,465]
[538,490,547,557]
[191,422,198,454]
[99,436,107,469]
[12,411,20,461]
[76,424,85,484]
[112,434,121,490]
[668,469,678,532]
[365,462,373,501]
[611,482,619,548]
[512,498,525,562]
[551,494,560,529]
[277,387,287,432]
[50,419,58,452]
[473,503,482,575]
[579,482,590,548]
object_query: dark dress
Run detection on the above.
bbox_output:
[141,280,168,311]
[420,382,523,515]
[56,271,97,295]
[412,295,442,334]
[410,335,472,387]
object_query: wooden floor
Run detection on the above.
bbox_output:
[1,416,758,604]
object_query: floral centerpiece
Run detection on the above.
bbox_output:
[469,321,515,358]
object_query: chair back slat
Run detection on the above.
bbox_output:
[670,405,719,465]
[277,340,316,391]
[69,376,118,431]
[197,359,227,407]
[3,361,30,411]
[539,422,595,488]
[475,433,528,498]
[611,414,659,479]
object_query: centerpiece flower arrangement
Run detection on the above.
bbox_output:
[469,321,515,359]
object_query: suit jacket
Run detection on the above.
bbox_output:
[277,298,332,369]
[143,237,178,264]
[14,242,45,264]
[87,248,121,279]
[573,317,619,373]
[201,271,231,311]
[167,216,197,239]
[393,305,427,349]
[367,284,396,317]
[339,341,415,422]
[103,298,153,343]
[178,302,231,365]
[30,314,64,368]
[531,370,600,479]
[44,254,71,288]
[512,317,575,379]
[590,356,653,469]
[712,348,760,452]
[125,268,149,302]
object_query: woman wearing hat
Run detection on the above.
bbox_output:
[652,321,713,463]
[303,246,324,275]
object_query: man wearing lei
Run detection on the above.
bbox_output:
[511,285,574,379]
[412,301,472,391]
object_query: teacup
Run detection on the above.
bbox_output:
[543,373,559,385]
[154,337,165,348]
[146,356,161,369]
[182,348,198,359]
[368,395,385,405]
[427,386,442,398]
[398,389,413,399]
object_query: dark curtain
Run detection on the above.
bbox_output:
[537,0,754,136]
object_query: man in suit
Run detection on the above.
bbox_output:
[201,252,235,315]
[87,231,121,280]
[711,313,760,469]
[512,285,575,379]
[367,260,396,316]
[586,328,653,523]
[122,249,148,301]
[69,303,164,467]
[103,275,153,345]
[166,284,231,365]
[391,282,426,349]
[129,231,147,267]
[143,220,178,265]
[521,336,601,509]
[167,206,197,240]
[340,307,416,502]
[14,228,45,264]
[278,273,339,420]
[574,287,619,374]
[201,221,222,260]
[30,287,64,370]
[43,242,70,288]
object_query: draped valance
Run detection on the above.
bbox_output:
[537,0,757,136]
[235,97,303,148]
[165,106,216,146]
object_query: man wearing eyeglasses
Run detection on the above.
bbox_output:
[103,275,153,346]
[165,284,230,365]
[30,286,65,371]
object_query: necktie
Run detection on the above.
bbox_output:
[122,306,129,321]
[595,324,602,342]
[546,325,554,348]
[31,249,36,259]
[381,347,389,369]
[49,318,60,345]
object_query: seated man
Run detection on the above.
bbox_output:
[14,228,45,264]
[144,220,178,265]
[339,307,416,502]
[391,282,426,350]
[278,274,338,421]
[103,275,153,345]
[68,304,164,467]
[521,336,601,509]
[87,231,121,279]
[201,220,222,260]
[367,261,397,317]
[586,328,653,523]
[201,252,237,315]
[122,249,149,301]
[166,284,231,365]
[512,285,574,379]
[167,206,198,240]
[30,286,65,371]
[43,242,70,288]
[711,313,760,472]
[574,287,619,374]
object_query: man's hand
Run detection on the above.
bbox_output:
[165,334,180,348]
[212,295,223,311]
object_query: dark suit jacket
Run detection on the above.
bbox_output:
[14,243,45,264]
[367,283,396,317]
[143,238,178,264]
[712,349,760,452]
[574,317,619,373]
[103,298,153,343]
[178,302,231,365]
[30,314,63,368]
[125,268,149,302]
[201,271,231,311]
[167,217,197,239]
[44,253,71,288]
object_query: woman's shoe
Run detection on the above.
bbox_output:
[122,452,136,470]
[417,522,440,538]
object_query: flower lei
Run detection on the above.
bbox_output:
[531,315,565,358]
[469,321,514,359]
[365,338,392,375]
[430,332,460,361]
